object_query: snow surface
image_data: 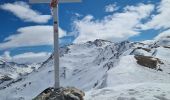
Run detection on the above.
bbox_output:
[85,83,170,100]
[0,39,170,100]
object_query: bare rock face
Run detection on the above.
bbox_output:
[134,55,163,70]
[33,87,85,100]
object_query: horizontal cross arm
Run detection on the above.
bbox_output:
[29,0,81,3]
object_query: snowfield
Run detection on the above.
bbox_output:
[0,38,170,100]
[85,55,170,100]
[85,83,170,100]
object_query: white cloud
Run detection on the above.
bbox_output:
[0,1,51,23]
[0,51,51,64]
[154,29,170,40]
[141,0,170,30]
[74,13,82,17]
[73,4,154,43]
[154,29,170,46]
[0,25,67,49]
[105,3,119,12]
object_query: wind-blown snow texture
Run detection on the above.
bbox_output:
[0,38,170,100]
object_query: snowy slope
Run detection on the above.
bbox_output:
[85,83,170,100]
[0,39,170,100]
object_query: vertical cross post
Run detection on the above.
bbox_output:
[29,0,81,89]
[51,0,60,88]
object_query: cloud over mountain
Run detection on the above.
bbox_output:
[73,4,154,43]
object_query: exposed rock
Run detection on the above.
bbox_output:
[103,62,114,70]
[136,47,151,52]
[94,39,106,47]
[134,55,163,70]
[157,68,163,71]
[163,46,170,49]
[33,87,85,100]
[87,39,111,47]
[0,75,12,81]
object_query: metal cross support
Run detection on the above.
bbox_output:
[29,0,81,89]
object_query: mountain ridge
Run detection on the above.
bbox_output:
[0,37,170,100]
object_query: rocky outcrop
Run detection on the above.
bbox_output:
[0,75,12,81]
[134,55,163,70]
[0,75,12,84]
[33,87,85,100]
[87,39,111,47]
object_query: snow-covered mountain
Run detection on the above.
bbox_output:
[0,38,170,100]
[0,60,40,89]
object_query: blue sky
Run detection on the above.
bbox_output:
[0,0,169,63]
